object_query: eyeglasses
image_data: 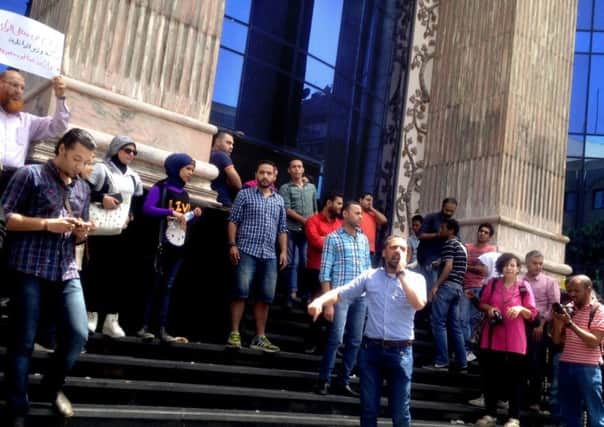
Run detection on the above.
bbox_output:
[122,148,138,156]
[1,80,25,91]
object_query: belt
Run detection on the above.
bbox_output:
[364,337,413,348]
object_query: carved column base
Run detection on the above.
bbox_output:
[24,78,221,207]
[458,217,572,278]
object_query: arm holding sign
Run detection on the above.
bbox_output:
[28,76,70,141]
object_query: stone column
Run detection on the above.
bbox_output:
[421,0,576,274]
[24,0,225,204]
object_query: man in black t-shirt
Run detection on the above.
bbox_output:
[426,218,468,370]
[209,131,242,207]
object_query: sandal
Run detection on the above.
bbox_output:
[475,415,496,427]
[504,418,520,427]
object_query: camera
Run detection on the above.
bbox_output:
[489,310,503,326]
[553,302,575,317]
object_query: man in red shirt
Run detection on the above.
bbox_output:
[461,223,496,361]
[303,192,343,353]
[552,275,604,427]
[358,193,387,265]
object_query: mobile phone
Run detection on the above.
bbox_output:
[552,302,564,315]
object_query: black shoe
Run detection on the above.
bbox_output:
[159,327,177,343]
[315,381,329,395]
[304,345,318,354]
[10,417,25,427]
[333,383,359,398]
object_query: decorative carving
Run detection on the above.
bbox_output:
[391,0,439,235]
[374,0,416,238]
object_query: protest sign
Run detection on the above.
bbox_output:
[0,9,65,79]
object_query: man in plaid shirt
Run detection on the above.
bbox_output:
[1,128,96,426]
[226,160,288,353]
[316,200,371,396]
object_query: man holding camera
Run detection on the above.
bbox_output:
[552,274,604,427]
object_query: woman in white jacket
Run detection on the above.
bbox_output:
[84,136,143,338]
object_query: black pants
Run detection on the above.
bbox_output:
[304,268,328,350]
[82,231,132,314]
[526,327,552,406]
[480,349,525,420]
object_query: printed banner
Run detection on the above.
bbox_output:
[0,9,64,79]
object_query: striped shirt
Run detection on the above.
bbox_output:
[229,187,287,260]
[319,227,371,288]
[560,301,604,366]
[1,161,90,282]
[439,238,467,287]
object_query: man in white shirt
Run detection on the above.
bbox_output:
[0,69,70,192]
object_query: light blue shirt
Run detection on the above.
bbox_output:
[338,268,426,341]
[319,227,371,288]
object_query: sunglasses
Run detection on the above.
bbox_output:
[122,148,138,156]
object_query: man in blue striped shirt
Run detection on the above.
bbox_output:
[227,160,288,353]
[316,201,371,396]
[309,235,427,427]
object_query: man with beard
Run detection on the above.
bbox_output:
[226,160,288,353]
[315,201,371,397]
[552,275,604,427]
[308,235,426,426]
[0,70,70,192]
[303,191,343,353]
[417,197,458,294]
[1,128,96,426]
[209,130,241,207]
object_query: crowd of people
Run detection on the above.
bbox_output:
[1,67,603,427]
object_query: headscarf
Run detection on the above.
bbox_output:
[164,153,195,188]
[106,135,136,174]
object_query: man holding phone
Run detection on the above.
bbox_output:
[1,128,96,426]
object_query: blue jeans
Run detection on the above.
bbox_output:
[143,253,184,329]
[284,230,307,295]
[460,287,481,352]
[419,262,438,294]
[431,282,467,367]
[319,296,367,385]
[234,252,278,303]
[359,341,413,427]
[6,272,88,416]
[558,362,604,427]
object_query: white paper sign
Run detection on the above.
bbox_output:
[0,9,65,79]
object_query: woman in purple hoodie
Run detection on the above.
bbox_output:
[138,153,201,342]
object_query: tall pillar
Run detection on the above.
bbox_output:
[421,0,576,274]
[23,0,224,204]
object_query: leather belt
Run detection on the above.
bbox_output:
[364,337,413,348]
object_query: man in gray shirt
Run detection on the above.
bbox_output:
[279,159,317,305]
[308,235,427,427]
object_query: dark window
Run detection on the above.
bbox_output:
[569,54,590,133]
[212,48,244,108]
[307,0,344,65]
[565,191,578,212]
[593,189,604,209]
[577,0,593,30]
[222,18,249,53]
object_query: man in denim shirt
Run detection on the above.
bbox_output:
[315,201,371,396]
[1,129,96,426]
[279,159,317,305]
[309,235,427,426]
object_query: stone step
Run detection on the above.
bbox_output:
[8,404,460,426]
[17,349,480,403]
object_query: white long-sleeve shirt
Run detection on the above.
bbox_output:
[0,97,70,169]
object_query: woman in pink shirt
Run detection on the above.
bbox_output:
[475,253,537,427]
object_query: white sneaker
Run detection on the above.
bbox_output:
[87,311,98,333]
[468,395,485,407]
[102,313,126,338]
[466,351,477,362]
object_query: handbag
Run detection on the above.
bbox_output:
[88,195,131,236]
